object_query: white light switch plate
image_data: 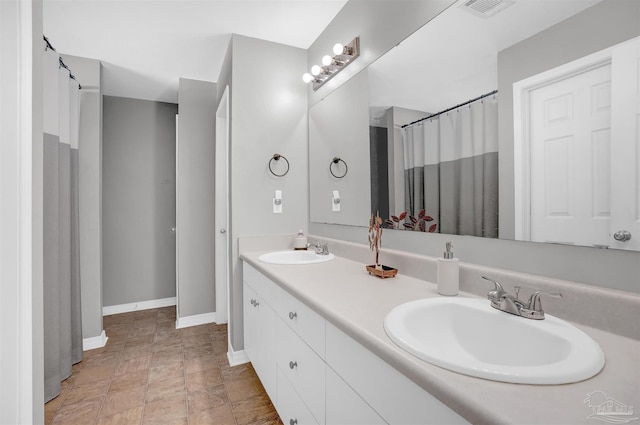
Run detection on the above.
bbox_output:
[273,190,282,214]
[332,190,341,212]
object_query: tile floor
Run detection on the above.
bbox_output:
[45,306,282,425]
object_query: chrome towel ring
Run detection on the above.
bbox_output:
[330,157,348,178]
[269,153,290,177]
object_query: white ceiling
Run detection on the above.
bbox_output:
[44,0,604,108]
[43,0,348,103]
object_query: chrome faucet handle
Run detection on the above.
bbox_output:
[481,276,506,299]
[481,276,509,311]
[307,240,323,254]
[527,291,563,311]
[521,291,563,320]
[513,285,521,299]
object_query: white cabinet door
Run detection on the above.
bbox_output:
[276,318,325,424]
[276,366,319,425]
[243,283,257,361]
[243,282,277,401]
[325,322,468,425]
[326,367,386,425]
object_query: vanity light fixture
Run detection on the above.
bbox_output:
[302,37,360,91]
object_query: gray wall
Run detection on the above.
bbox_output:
[102,95,178,306]
[177,78,216,319]
[309,70,370,225]
[60,54,104,339]
[307,0,454,107]
[229,34,308,350]
[498,0,640,239]
[217,41,233,107]
[308,0,640,293]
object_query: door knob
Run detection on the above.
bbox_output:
[220,229,226,234]
[613,230,632,242]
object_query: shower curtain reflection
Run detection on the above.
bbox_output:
[43,41,83,403]
[403,95,499,237]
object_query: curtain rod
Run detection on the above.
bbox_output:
[401,89,498,129]
[44,35,82,90]
[43,35,56,52]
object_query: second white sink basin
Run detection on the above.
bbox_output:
[384,297,605,384]
[258,250,335,265]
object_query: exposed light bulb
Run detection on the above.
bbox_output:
[333,43,344,55]
[322,55,333,66]
[302,73,313,83]
[311,65,322,76]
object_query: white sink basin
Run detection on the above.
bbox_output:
[384,297,604,384]
[258,250,335,265]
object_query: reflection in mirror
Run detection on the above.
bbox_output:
[371,90,499,237]
[361,0,640,250]
[309,71,371,226]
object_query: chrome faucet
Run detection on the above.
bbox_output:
[306,241,330,255]
[481,276,562,320]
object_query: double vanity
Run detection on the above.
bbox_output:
[240,236,639,424]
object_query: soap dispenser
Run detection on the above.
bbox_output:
[293,229,308,250]
[437,242,459,296]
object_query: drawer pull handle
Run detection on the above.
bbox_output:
[289,361,297,370]
[250,299,256,306]
[290,420,298,425]
[288,312,297,320]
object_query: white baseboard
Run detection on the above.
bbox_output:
[103,297,176,316]
[175,312,216,329]
[227,346,249,366]
[83,330,108,351]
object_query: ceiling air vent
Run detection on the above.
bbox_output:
[461,0,514,18]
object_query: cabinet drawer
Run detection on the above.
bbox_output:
[243,263,282,308]
[326,366,386,425]
[278,287,325,357]
[276,366,319,425]
[276,317,325,424]
[325,322,468,425]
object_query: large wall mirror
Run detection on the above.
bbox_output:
[309,0,640,251]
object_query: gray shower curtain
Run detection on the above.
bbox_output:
[403,95,499,237]
[43,43,83,403]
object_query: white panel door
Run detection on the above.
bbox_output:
[215,86,229,322]
[610,37,640,251]
[175,114,180,317]
[529,63,612,246]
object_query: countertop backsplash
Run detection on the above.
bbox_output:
[238,234,640,340]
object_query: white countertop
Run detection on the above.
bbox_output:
[241,251,640,425]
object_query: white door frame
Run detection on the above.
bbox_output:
[0,0,43,422]
[513,47,613,241]
[215,86,230,325]
[175,114,180,318]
